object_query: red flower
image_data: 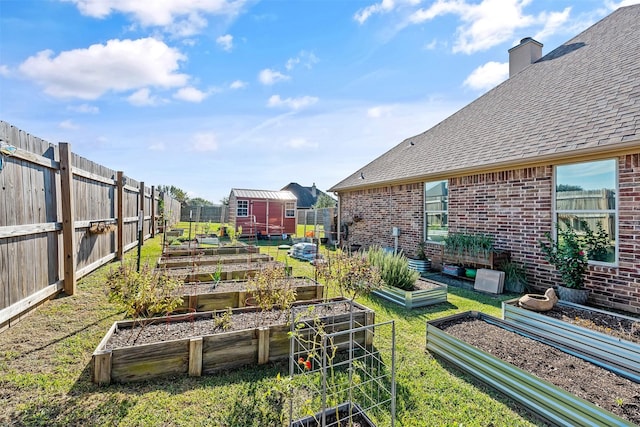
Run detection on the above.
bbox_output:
[304,360,312,370]
[578,251,585,256]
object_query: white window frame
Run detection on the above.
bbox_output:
[237,200,249,217]
[285,201,296,218]
[553,159,618,266]
[424,180,448,243]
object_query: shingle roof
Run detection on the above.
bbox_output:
[231,188,297,201]
[329,5,640,192]
[281,182,334,208]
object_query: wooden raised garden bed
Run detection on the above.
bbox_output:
[426,311,636,426]
[157,253,273,268]
[162,245,260,257]
[371,278,447,309]
[92,297,374,384]
[161,261,284,282]
[503,298,640,382]
[176,277,324,312]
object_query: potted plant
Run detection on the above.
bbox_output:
[408,241,431,276]
[539,223,589,304]
[498,259,528,293]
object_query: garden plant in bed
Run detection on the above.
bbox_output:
[93,263,376,384]
[366,246,447,309]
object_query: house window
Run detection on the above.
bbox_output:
[424,180,448,243]
[285,201,295,218]
[237,200,248,217]
[555,159,617,264]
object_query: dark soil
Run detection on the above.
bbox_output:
[541,304,640,344]
[439,317,640,424]
[412,278,444,291]
[105,301,362,350]
[177,277,317,294]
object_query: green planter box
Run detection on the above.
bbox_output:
[371,278,447,309]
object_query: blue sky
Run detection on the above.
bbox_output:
[1,0,637,204]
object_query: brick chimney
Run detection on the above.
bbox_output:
[508,37,543,77]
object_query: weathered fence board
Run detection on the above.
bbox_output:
[0,121,180,331]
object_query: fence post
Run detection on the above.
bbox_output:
[150,185,156,238]
[139,181,145,241]
[59,142,76,295]
[117,171,124,260]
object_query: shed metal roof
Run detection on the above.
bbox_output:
[231,188,297,201]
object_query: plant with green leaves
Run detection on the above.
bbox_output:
[366,246,419,291]
[498,259,528,293]
[105,261,185,342]
[246,265,297,326]
[316,250,383,300]
[580,220,611,262]
[539,223,588,289]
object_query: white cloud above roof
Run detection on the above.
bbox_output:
[229,80,247,89]
[190,132,218,151]
[463,61,508,91]
[19,38,188,100]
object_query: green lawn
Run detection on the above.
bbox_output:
[0,234,542,426]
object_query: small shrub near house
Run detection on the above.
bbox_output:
[366,246,419,291]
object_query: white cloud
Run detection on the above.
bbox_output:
[0,65,10,77]
[367,105,393,118]
[127,88,163,106]
[463,61,508,91]
[533,8,571,42]
[287,138,318,149]
[422,39,438,50]
[19,38,188,100]
[267,95,318,110]
[216,34,234,51]
[230,80,246,89]
[68,104,99,114]
[59,120,79,130]
[63,0,244,36]
[174,86,208,102]
[285,51,319,71]
[148,142,165,151]
[258,68,290,85]
[191,132,218,151]
[354,0,400,24]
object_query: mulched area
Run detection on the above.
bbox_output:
[439,317,640,424]
[411,278,445,291]
[105,301,364,350]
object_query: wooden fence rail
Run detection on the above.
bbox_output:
[0,121,180,332]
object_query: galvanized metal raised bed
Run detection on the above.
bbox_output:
[502,298,640,383]
[371,278,447,309]
[176,277,324,312]
[426,311,634,426]
[92,297,374,384]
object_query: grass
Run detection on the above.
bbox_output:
[0,233,544,426]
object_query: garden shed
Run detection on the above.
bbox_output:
[228,188,297,238]
[329,5,640,314]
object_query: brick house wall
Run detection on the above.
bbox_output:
[338,155,640,314]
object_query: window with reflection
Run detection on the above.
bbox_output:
[555,159,617,264]
[424,180,448,242]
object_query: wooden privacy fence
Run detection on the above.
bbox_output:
[0,121,180,331]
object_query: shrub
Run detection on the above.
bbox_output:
[366,246,419,291]
[246,265,297,326]
[316,251,383,300]
[539,224,588,289]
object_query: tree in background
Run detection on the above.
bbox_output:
[188,197,214,206]
[157,185,189,207]
[313,193,337,208]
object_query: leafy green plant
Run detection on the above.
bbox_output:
[246,265,297,326]
[444,232,495,258]
[214,307,233,330]
[498,260,528,293]
[539,223,588,289]
[366,246,419,291]
[316,251,383,300]
[580,220,611,262]
[416,241,428,260]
